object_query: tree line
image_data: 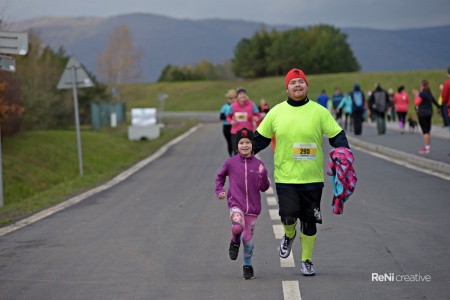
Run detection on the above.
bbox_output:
[158,60,236,82]
[158,24,360,82]
[0,22,360,136]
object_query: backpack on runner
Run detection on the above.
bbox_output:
[352,91,363,110]
[374,91,387,112]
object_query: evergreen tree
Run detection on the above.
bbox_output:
[234,25,360,79]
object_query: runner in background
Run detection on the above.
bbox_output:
[332,87,344,122]
[257,98,276,151]
[393,86,410,133]
[226,88,261,155]
[220,89,237,156]
[317,90,330,109]
[257,98,270,126]
[440,66,450,130]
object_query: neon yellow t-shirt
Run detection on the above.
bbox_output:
[257,99,342,184]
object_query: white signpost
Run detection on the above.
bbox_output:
[57,57,94,177]
[0,55,16,72]
[0,31,28,207]
[157,93,168,125]
[0,31,28,55]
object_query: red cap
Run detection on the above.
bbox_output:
[285,68,308,88]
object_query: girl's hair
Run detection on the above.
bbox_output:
[421,79,430,91]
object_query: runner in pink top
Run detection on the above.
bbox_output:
[226,88,262,155]
[392,85,410,131]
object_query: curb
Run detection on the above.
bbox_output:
[347,135,450,177]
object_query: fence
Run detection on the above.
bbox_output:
[90,102,126,130]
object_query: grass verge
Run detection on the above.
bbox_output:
[0,119,199,226]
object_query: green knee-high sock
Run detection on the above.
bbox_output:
[300,232,317,262]
[282,221,297,238]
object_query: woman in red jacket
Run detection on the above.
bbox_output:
[393,85,410,132]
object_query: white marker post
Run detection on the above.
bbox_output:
[157,93,168,125]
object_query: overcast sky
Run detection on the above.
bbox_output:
[4,0,450,30]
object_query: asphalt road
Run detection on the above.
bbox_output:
[0,122,449,300]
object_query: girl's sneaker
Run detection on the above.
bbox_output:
[229,240,240,260]
[243,265,254,279]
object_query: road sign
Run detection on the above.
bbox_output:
[0,54,16,72]
[0,31,28,55]
[57,57,95,177]
[57,57,94,89]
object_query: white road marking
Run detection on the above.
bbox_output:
[0,125,203,237]
[267,196,278,206]
[279,247,296,267]
[273,224,284,239]
[269,209,279,220]
[265,183,300,298]
[283,281,302,300]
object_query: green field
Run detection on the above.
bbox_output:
[121,69,447,118]
[1,69,447,226]
[0,120,199,225]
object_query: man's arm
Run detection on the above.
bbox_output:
[329,130,350,149]
[253,131,272,154]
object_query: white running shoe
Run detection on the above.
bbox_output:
[279,231,296,258]
[301,260,315,276]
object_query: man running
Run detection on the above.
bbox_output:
[253,68,356,276]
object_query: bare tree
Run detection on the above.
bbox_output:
[0,5,9,30]
[96,24,142,87]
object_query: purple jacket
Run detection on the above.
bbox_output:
[215,153,270,216]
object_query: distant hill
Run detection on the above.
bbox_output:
[9,13,450,82]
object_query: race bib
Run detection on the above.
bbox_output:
[293,143,317,160]
[235,112,248,122]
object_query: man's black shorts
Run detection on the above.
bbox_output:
[276,188,323,224]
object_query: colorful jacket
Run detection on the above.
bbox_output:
[393,91,410,113]
[215,153,270,216]
[226,100,261,134]
[350,90,365,112]
[337,94,353,114]
[442,79,450,105]
[416,90,439,118]
[317,93,330,108]
[220,103,231,125]
[327,148,357,215]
